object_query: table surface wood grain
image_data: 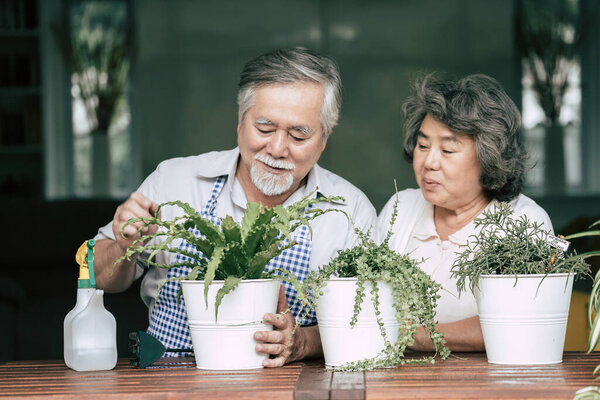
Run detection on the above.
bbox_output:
[1,352,599,399]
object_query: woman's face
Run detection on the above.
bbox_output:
[413,114,485,211]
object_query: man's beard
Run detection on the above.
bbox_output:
[250,153,295,196]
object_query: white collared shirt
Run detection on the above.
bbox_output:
[376,189,553,324]
[96,148,377,311]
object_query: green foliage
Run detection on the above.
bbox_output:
[566,218,600,396]
[114,190,345,320]
[299,194,450,371]
[451,202,590,295]
[574,386,600,400]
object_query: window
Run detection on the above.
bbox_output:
[518,0,585,196]
[68,0,132,198]
[522,60,582,192]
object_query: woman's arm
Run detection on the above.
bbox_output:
[410,315,485,352]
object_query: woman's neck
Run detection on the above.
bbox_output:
[433,196,490,241]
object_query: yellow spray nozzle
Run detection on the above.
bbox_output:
[75,241,89,279]
[75,240,96,288]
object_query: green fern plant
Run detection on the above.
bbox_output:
[451,202,590,295]
[299,193,450,371]
[114,190,344,319]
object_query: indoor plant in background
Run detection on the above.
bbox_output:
[451,202,590,365]
[54,1,132,196]
[301,196,450,371]
[116,190,343,370]
[517,0,581,195]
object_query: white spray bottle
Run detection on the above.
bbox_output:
[64,239,117,371]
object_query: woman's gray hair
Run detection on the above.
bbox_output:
[237,47,342,139]
[403,74,526,201]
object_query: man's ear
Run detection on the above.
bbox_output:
[321,131,331,148]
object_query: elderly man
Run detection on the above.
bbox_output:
[93,47,376,367]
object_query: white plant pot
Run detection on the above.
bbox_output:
[475,273,574,365]
[181,279,279,370]
[316,278,399,367]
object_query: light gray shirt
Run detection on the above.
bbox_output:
[96,148,377,312]
[376,188,553,323]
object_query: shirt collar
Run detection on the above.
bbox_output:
[195,147,240,180]
[304,163,346,206]
[411,196,496,245]
[412,201,438,240]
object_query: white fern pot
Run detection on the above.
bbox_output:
[475,273,574,365]
[316,278,399,367]
[181,279,279,370]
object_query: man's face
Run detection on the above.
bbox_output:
[237,82,327,199]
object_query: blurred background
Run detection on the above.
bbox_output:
[0,0,598,361]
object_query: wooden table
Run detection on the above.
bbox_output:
[1,352,599,399]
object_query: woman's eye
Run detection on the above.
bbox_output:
[442,149,454,154]
[417,143,428,150]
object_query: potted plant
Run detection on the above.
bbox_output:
[451,202,590,365]
[301,196,450,371]
[116,190,342,370]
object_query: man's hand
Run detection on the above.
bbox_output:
[112,192,159,253]
[254,285,305,367]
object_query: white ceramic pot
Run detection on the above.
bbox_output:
[475,273,574,365]
[316,277,399,367]
[181,279,279,370]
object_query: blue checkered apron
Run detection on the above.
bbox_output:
[147,175,316,355]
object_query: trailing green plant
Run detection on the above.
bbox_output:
[570,219,600,400]
[451,202,590,295]
[114,190,344,320]
[299,193,450,371]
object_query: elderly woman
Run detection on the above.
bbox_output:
[377,74,553,351]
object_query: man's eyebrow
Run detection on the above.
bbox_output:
[255,118,274,125]
[291,125,314,135]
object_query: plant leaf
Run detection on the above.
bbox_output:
[203,246,224,309]
[248,242,289,278]
[219,242,246,279]
[563,230,600,240]
[214,276,242,321]
[240,202,261,241]
[243,223,268,257]
[187,214,225,247]
[588,313,600,353]
[221,215,242,244]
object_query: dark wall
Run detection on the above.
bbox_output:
[132,0,520,212]
[0,198,147,361]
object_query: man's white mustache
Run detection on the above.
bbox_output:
[254,154,295,171]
